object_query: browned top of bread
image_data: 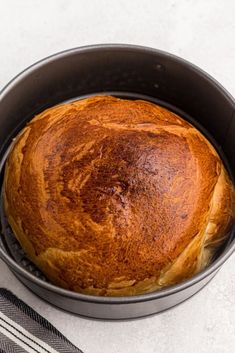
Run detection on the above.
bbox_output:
[4,96,234,296]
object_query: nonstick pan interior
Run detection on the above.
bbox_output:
[0,91,233,283]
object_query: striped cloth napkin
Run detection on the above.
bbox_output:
[0,289,83,353]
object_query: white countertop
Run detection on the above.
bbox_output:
[0,1,234,352]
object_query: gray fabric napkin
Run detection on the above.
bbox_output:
[0,289,83,353]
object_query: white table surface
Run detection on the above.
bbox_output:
[0,1,235,352]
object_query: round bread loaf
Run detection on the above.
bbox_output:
[3,96,234,296]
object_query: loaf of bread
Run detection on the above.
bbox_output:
[3,96,234,296]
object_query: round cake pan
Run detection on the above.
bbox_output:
[0,44,234,320]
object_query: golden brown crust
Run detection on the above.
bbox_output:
[3,96,234,296]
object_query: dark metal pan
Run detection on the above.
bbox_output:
[0,44,234,319]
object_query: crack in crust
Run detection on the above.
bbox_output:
[3,96,234,296]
